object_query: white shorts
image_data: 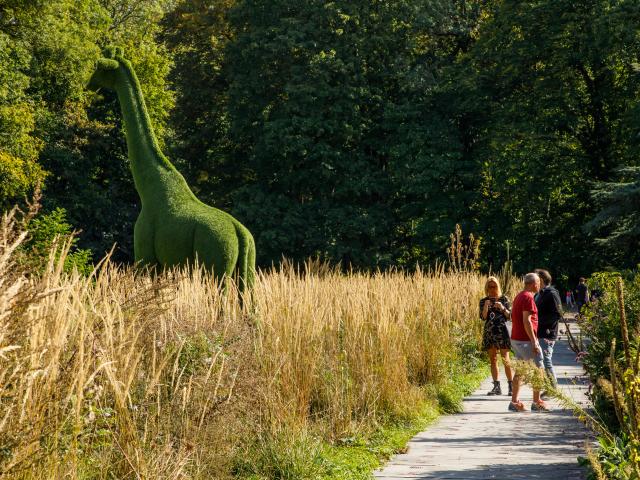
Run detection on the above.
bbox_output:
[511,339,544,368]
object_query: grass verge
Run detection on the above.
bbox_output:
[317,362,489,480]
[2,206,505,479]
[234,362,489,480]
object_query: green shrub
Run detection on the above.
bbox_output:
[596,434,634,480]
[435,385,464,414]
[233,430,326,479]
[22,207,93,274]
[169,332,218,377]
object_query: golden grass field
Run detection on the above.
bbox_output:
[0,210,517,479]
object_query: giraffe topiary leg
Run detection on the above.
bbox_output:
[134,212,157,269]
[245,231,256,290]
[233,224,256,306]
[192,221,238,289]
[234,225,249,293]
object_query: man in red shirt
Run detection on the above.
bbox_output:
[509,272,549,412]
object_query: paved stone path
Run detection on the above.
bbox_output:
[375,316,592,479]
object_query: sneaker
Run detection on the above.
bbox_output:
[508,401,526,412]
[507,381,513,397]
[487,381,502,396]
[531,400,551,412]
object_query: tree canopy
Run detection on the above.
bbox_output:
[2,0,639,281]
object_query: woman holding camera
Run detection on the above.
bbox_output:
[480,276,514,396]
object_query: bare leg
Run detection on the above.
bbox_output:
[488,347,499,381]
[532,368,544,403]
[500,349,513,381]
[511,375,520,403]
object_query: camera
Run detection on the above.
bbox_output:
[488,299,502,311]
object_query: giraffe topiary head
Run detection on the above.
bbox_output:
[88,46,125,91]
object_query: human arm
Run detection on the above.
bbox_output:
[494,296,511,318]
[551,288,564,317]
[481,299,490,320]
[493,301,510,318]
[522,310,541,354]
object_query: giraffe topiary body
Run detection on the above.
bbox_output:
[89,47,255,292]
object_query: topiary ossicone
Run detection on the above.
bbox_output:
[88,47,255,293]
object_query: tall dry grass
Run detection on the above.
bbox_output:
[0,209,499,479]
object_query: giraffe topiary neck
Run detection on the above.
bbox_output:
[113,58,190,206]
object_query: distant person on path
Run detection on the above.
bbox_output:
[534,269,563,389]
[575,277,589,313]
[565,290,574,308]
[480,277,513,396]
[508,273,550,412]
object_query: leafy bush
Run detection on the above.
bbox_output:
[22,207,93,274]
[167,332,218,377]
[582,273,640,377]
[233,430,326,479]
[596,435,635,480]
[0,151,46,209]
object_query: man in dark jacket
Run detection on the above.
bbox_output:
[534,269,563,387]
[575,277,589,313]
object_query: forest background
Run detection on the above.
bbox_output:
[2,0,640,282]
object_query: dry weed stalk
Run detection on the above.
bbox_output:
[585,442,607,480]
[563,317,586,355]
[447,224,481,273]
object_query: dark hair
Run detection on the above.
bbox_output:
[535,268,552,286]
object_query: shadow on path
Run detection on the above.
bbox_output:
[388,462,585,480]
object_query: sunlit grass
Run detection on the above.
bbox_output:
[0,209,500,478]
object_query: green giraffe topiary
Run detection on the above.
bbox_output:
[88,47,255,292]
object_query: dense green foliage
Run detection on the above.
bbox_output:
[458,0,640,276]
[2,0,640,280]
[588,167,640,265]
[21,207,94,274]
[0,0,172,263]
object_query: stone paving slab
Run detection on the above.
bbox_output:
[375,317,592,480]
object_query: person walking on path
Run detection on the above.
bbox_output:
[565,290,574,308]
[534,269,563,389]
[575,277,589,313]
[509,272,550,412]
[480,276,514,396]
